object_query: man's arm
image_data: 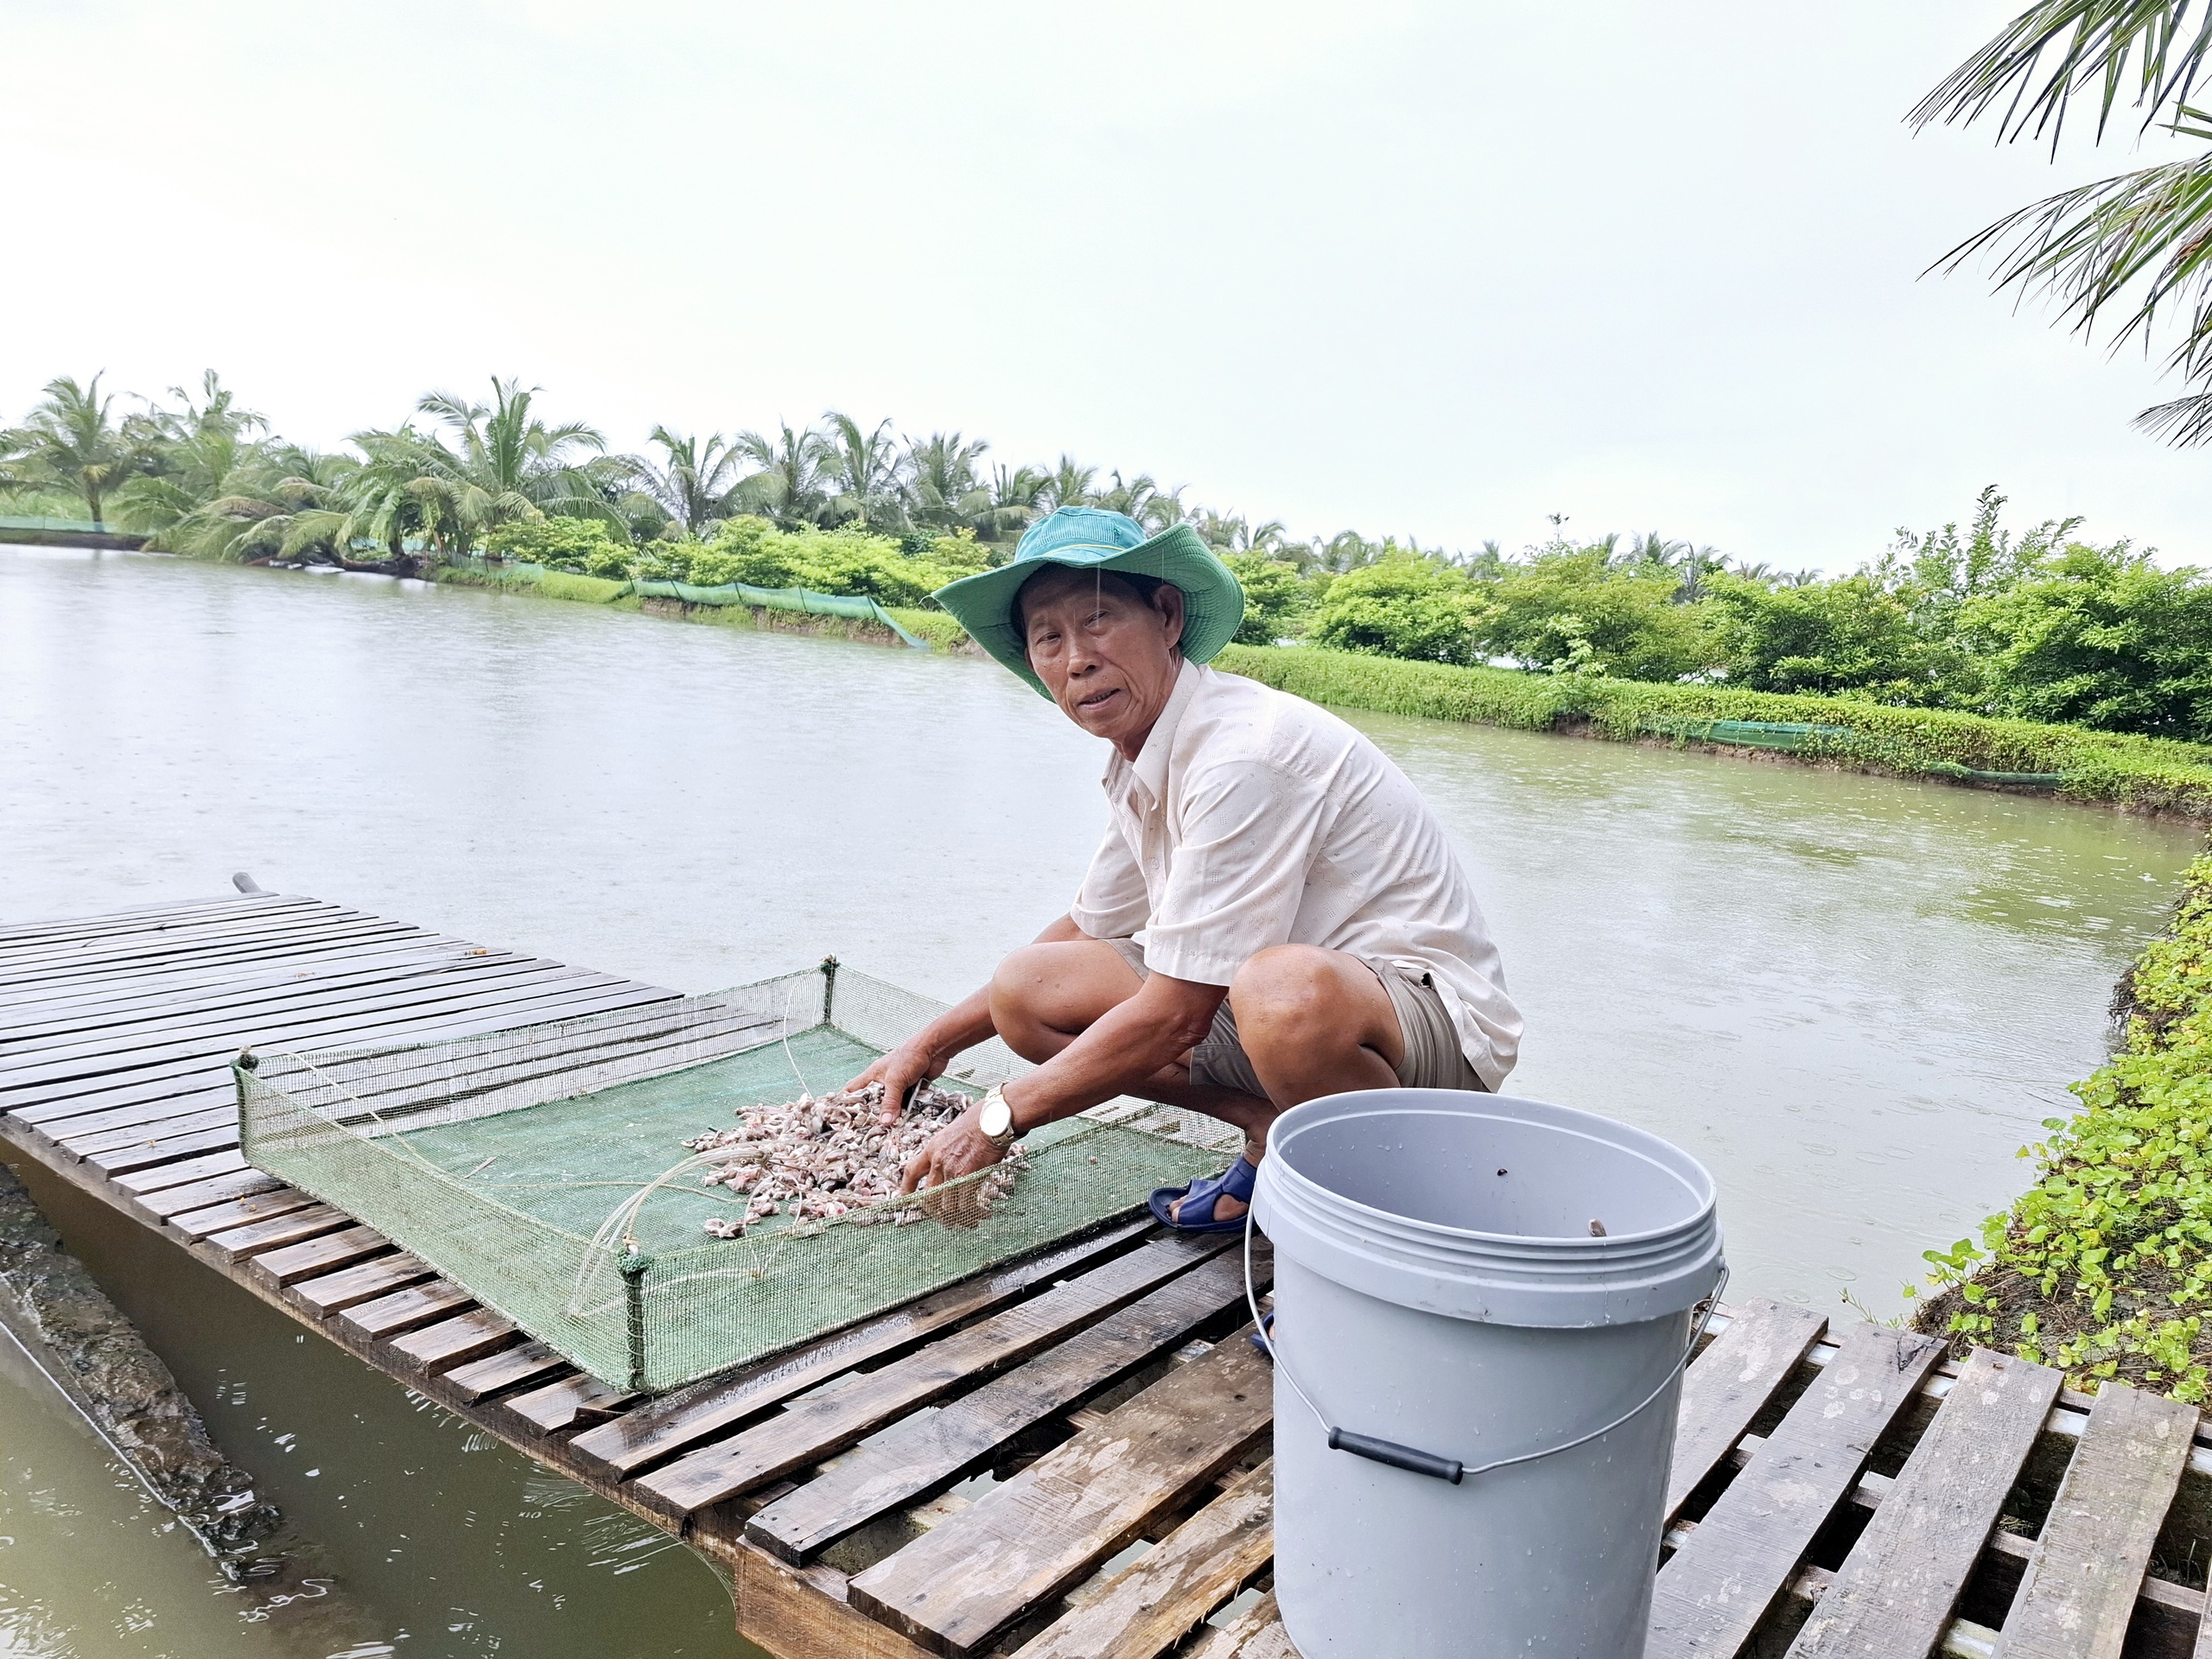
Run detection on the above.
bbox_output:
[896,968,1224,1195]
[845,914,1088,1121]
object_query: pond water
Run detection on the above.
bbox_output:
[0,544,2201,1656]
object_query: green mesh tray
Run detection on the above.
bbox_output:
[237,964,1224,1391]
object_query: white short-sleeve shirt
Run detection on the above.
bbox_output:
[1069,660,1521,1089]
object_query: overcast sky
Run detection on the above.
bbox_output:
[3,1,2206,569]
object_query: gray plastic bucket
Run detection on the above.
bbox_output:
[1249,1088,1723,1659]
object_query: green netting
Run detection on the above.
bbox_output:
[1638,717,1855,752]
[623,579,929,648]
[236,964,1224,1392]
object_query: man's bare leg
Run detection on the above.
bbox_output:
[989,939,1406,1226]
[988,938,1276,1151]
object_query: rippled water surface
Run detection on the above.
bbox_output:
[0,545,2201,1656]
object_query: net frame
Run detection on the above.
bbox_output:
[237,963,1226,1392]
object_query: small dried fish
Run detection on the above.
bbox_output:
[685,1080,1025,1239]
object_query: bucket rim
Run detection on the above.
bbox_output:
[1264,1088,1715,1250]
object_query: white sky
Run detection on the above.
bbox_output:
[3,1,2207,570]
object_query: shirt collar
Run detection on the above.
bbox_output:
[1110,658,1202,811]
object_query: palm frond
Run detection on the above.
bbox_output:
[1910,0,2212,145]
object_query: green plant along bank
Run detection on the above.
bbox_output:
[1916,851,2212,1400]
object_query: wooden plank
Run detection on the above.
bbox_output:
[166,1185,320,1240]
[203,1202,352,1262]
[1011,1461,1273,1659]
[1646,1323,1947,1659]
[1182,1592,1295,1659]
[288,1252,435,1316]
[0,916,420,991]
[137,1165,283,1218]
[848,1328,1274,1657]
[340,1280,474,1340]
[252,1224,394,1286]
[0,975,679,1091]
[86,1121,242,1174]
[4,958,626,1066]
[445,1341,572,1405]
[1667,1296,1831,1522]
[714,1538,938,1659]
[747,1249,1257,1562]
[503,1374,635,1435]
[388,1308,517,1374]
[633,1233,1233,1519]
[1788,1347,2063,1659]
[569,1218,1158,1480]
[0,892,304,944]
[1992,1380,2198,1659]
[112,1147,249,1194]
[56,1103,233,1153]
[0,901,353,967]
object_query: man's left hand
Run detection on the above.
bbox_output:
[899,1104,1005,1226]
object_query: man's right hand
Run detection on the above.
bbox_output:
[844,1039,944,1127]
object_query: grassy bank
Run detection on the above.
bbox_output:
[1217,645,2212,817]
[423,560,2212,816]
[1915,853,2212,1398]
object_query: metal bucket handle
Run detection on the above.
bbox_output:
[1243,1215,1726,1485]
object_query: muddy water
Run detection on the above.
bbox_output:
[0,544,2201,1656]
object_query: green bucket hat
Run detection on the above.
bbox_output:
[932,505,1246,699]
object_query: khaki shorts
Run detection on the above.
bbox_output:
[1104,938,1488,1101]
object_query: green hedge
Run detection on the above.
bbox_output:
[1913,853,2212,1398]
[1215,645,2212,817]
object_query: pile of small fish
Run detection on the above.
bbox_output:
[685,1080,1027,1238]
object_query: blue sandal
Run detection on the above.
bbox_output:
[1149,1154,1257,1234]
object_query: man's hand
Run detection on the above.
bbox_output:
[843,1039,943,1127]
[898,1103,1007,1229]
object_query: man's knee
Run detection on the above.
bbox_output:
[989,940,1139,1063]
[1228,946,1344,1050]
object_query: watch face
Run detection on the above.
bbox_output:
[979,1096,1012,1140]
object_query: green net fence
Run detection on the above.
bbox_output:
[236,964,1224,1392]
[621,579,931,648]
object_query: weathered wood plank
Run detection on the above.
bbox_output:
[203,1202,352,1262]
[288,1252,435,1316]
[340,1280,474,1340]
[111,1147,249,1194]
[1992,1380,2198,1659]
[848,1330,1274,1658]
[136,1164,283,1218]
[1181,1592,1296,1659]
[570,1218,1159,1481]
[166,1185,320,1240]
[746,1249,1256,1563]
[0,892,305,945]
[388,1308,517,1374]
[634,1233,1233,1519]
[707,1537,938,1659]
[57,1103,233,1154]
[85,1121,242,1174]
[251,1224,394,1286]
[502,1374,635,1435]
[1788,1347,2062,1659]
[1012,1461,1272,1659]
[444,1341,572,1405]
[1647,1323,1947,1659]
[1668,1296,1830,1522]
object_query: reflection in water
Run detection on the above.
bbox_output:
[0,544,2201,1654]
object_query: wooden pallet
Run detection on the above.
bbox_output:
[8,893,2212,1659]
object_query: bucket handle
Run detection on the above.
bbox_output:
[1244,1216,1726,1486]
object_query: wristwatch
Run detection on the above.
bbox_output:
[976,1085,1018,1149]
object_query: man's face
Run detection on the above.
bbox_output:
[1020,568,1185,752]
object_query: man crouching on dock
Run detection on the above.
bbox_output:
[847,505,1521,1230]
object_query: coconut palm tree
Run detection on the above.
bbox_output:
[113,372,269,542]
[1092,469,1185,532]
[902,430,993,531]
[628,427,747,537]
[1039,455,1097,511]
[409,378,627,543]
[1915,1,2212,442]
[163,446,359,563]
[983,462,1047,540]
[731,422,833,528]
[819,410,906,531]
[4,373,140,524]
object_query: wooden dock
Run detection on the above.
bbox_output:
[7,890,2212,1658]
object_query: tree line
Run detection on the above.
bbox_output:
[3,370,2209,741]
